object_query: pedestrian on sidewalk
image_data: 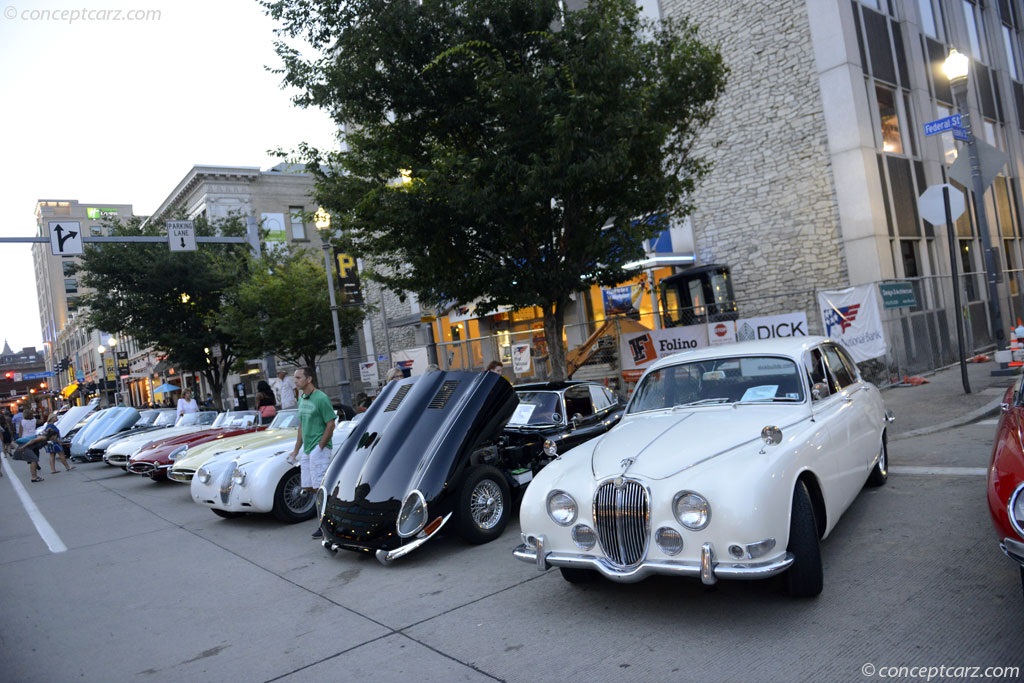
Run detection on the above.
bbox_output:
[286,367,336,540]
[39,414,73,474]
[12,422,58,482]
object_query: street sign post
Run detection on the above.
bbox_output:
[167,220,197,252]
[918,183,965,225]
[48,221,83,256]
[923,114,962,136]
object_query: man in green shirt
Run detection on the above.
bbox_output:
[287,367,336,538]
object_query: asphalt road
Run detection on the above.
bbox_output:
[1,419,1022,683]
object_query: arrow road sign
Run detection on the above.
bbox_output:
[49,221,83,256]
[167,220,197,252]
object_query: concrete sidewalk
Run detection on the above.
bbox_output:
[880,357,1019,441]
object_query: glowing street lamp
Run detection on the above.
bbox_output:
[316,208,352,406]
[943,48,1006,351]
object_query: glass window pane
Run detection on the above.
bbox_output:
[289,207,306,240]
[877,85,903,153]
[1004,26,1020,80]
[918,0,938,39]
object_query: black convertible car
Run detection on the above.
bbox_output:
[317,371,624,564]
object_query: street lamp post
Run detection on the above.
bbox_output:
[315,208,352,407]
[944,48,1007,351]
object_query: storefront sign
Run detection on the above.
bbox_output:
[878,281,917,309]
[511,343,532,375]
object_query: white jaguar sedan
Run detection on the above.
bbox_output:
[514,336,893,597]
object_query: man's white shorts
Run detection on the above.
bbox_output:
[300,445,331,489]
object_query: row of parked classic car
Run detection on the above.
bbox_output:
[44,336,1024,600]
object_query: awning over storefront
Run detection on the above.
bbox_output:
[61,383,79,398]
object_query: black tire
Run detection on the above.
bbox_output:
[866,433,889,487]
[272,467,316,523]
[559,567,597,584]
[455,465,511,544]
[211,509,244,519]
[786,480,823,598]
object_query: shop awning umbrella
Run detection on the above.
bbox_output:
[152,383,180,394]
[61,383,79,398]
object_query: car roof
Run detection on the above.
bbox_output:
[645,336,834,373]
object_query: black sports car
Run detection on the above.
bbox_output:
[317,372,624,564]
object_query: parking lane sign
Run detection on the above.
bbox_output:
[167,220,197,252]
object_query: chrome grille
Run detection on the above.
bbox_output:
[594,480,649,567]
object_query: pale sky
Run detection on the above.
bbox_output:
[0,0,338,352]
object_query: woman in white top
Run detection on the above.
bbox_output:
[19,410,37,439]
[176,389,199,420]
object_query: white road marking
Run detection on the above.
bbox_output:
[1,457,68,553]
[889,465,987,477]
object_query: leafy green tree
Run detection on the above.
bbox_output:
[265,0,726,378]
[77,216,251,407]
[221,247,365,381]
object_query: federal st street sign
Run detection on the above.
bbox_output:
[923,114,962,136]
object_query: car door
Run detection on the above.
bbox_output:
[822,343,877,509]
[805,346,857,517]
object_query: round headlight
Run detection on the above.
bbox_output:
[546,491,577,526]
[197,467,211,485]
[571,524,597,550]
[542,439,558,457]
[655,527,684,555]
[168,444,188,461]
[673,491,711,530]
[231,468,246,486]
[397,490,427,538]
[1010,485,1024,537]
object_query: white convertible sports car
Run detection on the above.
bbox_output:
[514,336,894,597]
[190,415,362,523]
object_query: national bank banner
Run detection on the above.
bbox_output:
[619,312,809,372]
[817,285,887,362]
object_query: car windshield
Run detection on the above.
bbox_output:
[628,355,805,414]
[152,410,177,426]
[269,410,300,429]
[177,411,219,427]
[508,391,564,427]
[214,410,258,428]
[137,410,161,425]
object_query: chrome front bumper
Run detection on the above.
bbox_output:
[320,512,454,565]
[513,536,794,584]
[1000,537,1024,567]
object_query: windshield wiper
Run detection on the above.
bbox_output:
[675,398,731,408]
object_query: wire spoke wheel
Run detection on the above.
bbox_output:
[469,479,505,530]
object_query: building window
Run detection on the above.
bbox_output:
[64,278,77,294]
[876,84,905,153]
[917,0,941,39]
[900,240,921,278]
[61,261,75,276]
[962,0,987,64]
[289,207,306,241]
[1003,25,1020,81]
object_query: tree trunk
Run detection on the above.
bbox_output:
[543,300,567,381]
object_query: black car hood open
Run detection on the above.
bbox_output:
[320,370,518,551]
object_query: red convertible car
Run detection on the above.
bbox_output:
[989,379,1024,598]
[127,411,265,481]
